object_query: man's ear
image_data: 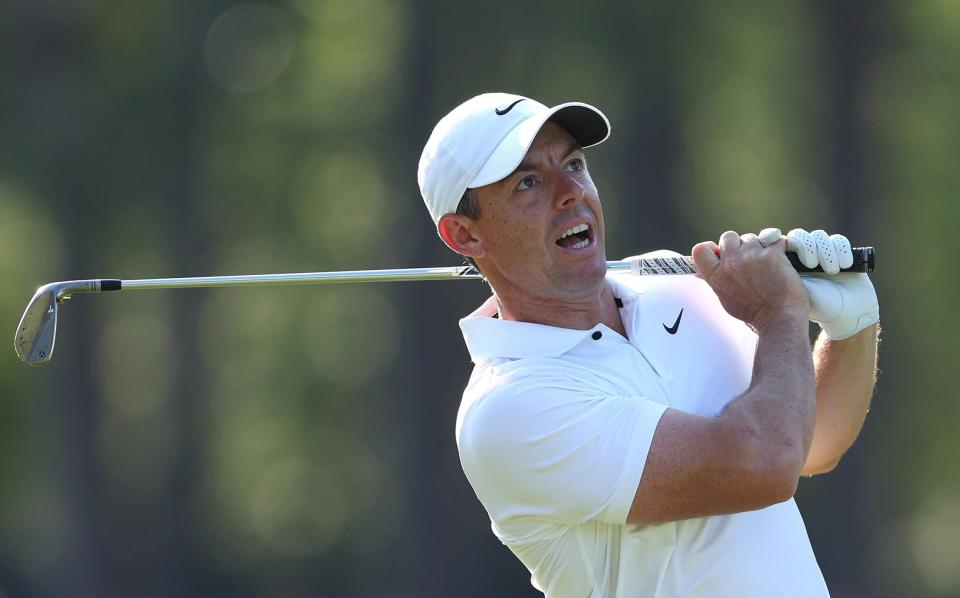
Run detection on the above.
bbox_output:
[437,213,486,259]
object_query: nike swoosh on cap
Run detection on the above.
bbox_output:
[495,99,525,115]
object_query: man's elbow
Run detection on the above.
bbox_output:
[711,460,799,514]
[751,462,801,506]
[715,424,806,509]
[746,442,806,506]
[766,471,801,504]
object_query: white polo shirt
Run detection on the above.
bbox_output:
[455,257,829,598]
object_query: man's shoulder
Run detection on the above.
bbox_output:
[457,356,605,431]
[462,355,594,403]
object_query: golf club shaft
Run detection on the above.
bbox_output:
[13,247,874,366]
[62,247,876,296]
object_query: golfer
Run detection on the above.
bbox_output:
[418,93,879,597]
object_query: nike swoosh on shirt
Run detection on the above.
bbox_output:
[495,99,524,115]
[663,309,683,334]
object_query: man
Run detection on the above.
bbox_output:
[418,93,879,597]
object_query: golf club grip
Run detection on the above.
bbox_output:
[789,246,874,273]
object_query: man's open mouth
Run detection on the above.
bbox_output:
[556,223,593,249]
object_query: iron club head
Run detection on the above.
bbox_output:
[14,283,62,366]
[14,280,103,366]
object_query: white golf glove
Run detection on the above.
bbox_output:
[758,227,879,340]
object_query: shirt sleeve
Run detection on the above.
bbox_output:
[456,370,667,541]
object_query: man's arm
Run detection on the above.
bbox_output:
[628,313,815,524]
[802,324,879,475]
[777,228,880,475]
[627,232,816,525]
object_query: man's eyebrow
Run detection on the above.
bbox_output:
[511,161,535,175]
[508,141,585,178]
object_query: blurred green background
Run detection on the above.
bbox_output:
[1,1,958,596]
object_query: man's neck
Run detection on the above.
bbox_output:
[494,280,627,337]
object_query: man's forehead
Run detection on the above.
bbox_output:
[511,123,583,171]
[481,139,581,195]
[475,121,585,193]
[528,121,581,153]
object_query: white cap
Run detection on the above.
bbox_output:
[418,92,611,224]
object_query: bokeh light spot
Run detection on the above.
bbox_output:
[0,181,64,312]
[291,146,396,264]
[96,309,176,418]
[301,288,399,388]
[94,305,178,497]
[249,457,345,555]
[908,493,960,594]
[204,3,296,93]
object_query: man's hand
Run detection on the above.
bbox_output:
[759,228,880,340]
[692,231,809,331]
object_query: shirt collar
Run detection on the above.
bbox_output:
[459,274,644,361]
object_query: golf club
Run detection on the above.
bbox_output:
[14,247,875,366]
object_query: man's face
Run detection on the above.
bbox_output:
[469,121,608,301]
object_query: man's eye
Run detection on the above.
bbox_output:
[566,159,585,172]
[516,176,536,191]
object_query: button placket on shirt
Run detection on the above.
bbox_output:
[618,297,675,407]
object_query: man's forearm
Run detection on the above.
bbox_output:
[802,324,880,475]
[720,314,816,484]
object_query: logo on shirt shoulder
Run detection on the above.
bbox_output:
[663,308,683,335]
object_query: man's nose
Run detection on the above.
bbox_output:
[552,170,585,209]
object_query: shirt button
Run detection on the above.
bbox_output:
[592,331,602,340]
